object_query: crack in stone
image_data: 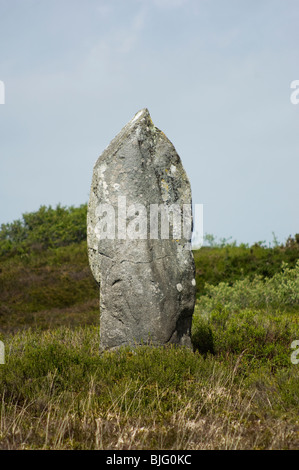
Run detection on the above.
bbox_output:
[98,251,113,259]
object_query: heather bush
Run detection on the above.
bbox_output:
[197,261,299,314]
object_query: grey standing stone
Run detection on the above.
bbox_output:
[87,108,196,351]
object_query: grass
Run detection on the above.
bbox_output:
[0,242,98,333]
[193,241,299,296]
[1,327,299,450]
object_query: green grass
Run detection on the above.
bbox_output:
[193,241,299,296]
[192,261,299,368]
[192,305,299,362]
[0,241,99,333]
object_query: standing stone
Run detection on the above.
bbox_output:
[87,108,196,351]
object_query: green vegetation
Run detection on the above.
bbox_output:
[192,261,299,360]
[194,234,299,296]
[0,205,298,449]
[196,260,299,315]
[0,241,98,333]
[1,327,299,450]
[0,204,87,257]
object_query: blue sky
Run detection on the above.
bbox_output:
[0,0,298,245]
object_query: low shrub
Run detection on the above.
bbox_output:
[192,261,299,363]
[197,261,299,314]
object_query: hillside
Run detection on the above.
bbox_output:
[0,204,298,333]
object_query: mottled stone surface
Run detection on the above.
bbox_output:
[87,108,196,351]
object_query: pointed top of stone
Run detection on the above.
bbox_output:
[127,107,152,125]
[98,108,154,163]
[130,108,150,122]
[125,108,152,133]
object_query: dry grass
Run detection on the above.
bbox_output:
[1,376,298,450]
